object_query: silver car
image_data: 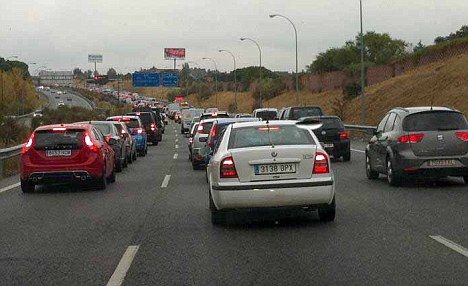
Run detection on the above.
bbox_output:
[192,118,217,169]
[207,120,335,224]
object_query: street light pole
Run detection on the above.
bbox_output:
[359,0,366,125]
[270,14,299,106]
[219,49,237,112]
[240,37,263,108]
[202,57,219,107]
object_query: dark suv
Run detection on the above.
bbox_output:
[127,112,161,145]
[366,107,468,186]
[279,106,324,120]
[311,116,350,161]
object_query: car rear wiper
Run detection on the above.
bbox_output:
[437,127,458,131]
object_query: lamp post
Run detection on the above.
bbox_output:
[269,14,299,106]
[240,37,263,108]
[202,57,219,107]
[218,49,237,112]
[359,0,366,125]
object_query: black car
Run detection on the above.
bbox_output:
[366,107,468,186]
[279,106,324,120]
[127,112,161,145]
[310,116,350,161]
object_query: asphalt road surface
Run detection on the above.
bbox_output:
[0,123,466,285]
[41,88,93,110]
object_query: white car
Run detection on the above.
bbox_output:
[57,100,65,107]
[206,120,335,224]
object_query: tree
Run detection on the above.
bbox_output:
[433,25,468,44]
[413,41,425,53]
[107,68,117,79]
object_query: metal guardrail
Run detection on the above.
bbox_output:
[0,144,23,178]
[344,124,377,133]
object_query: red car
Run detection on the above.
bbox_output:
[20,123,116,192]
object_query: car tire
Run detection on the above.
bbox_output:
[209,191,226,225]
[115,160,123,172]
[123,155,128,168]
[366,154,379,180]
[386,158,402,187]
[133,151,138,161]
[96,172,107,190]
[21,179,35,193]
[342,152,351,162]
[108,168,116,183]
[463,176,468,185]
[318,197,336,222]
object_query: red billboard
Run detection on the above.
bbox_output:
[174,95,185,103]
[164,48,186,60]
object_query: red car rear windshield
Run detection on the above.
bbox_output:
[34,129,84,150]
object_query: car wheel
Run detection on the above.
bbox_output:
[115,159,123,172]
[21,179,35,193]
[462,176,468,185]
[342,152,351,162]
[386,158,401,187]
[318,197,335,222]
[108,168,116,183]
[96,171,107,190]
[209,191,226,225]
[366,154,379,180]
[133,151,137,161]
[123,155,128,168]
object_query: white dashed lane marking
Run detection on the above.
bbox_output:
[161,175,171,188]
[173,153,178,159]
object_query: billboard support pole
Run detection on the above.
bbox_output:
[94,62,97,76]
[173,59,176,71]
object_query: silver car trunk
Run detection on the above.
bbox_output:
[230,145,317,182]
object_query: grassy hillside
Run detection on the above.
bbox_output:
[186,53,468,125]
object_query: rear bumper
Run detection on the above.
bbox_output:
[25,171,96,184]
[321,140,350,157]
[211,179,334,210]
[132,135,147,150]
[394,152,468,177]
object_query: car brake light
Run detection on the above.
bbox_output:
[208,126,218,147]
[21,133,35,154]
[52,127,67,131]
[455,131,468,141]
[220,156,238,178]
[84,133,98,152]
[339,131,350,140]
[313,152,329,174]
[137,128,143,134]
[398,133,424,143]
[151,123,156,131]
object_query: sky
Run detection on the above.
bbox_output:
[1,0,467,74]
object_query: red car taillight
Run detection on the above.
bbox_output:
[455,131,468,141]
[208,126,218,148]
[398,133,424,144]
[84,133,99,152]
[197,124,205,134]
[339,131,350,140]
[220,156,238,178]
[21,133,35,154]
[313,152,329,174]
[151,123,156,131]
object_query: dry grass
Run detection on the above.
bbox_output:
[186,53,468,125]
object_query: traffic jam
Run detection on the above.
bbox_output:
[20,102,468,225]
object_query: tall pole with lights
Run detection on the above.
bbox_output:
[219,49,237,112]
[240,37,263,108]
[202,57,219,107]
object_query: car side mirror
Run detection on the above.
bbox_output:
[199,137,207,143]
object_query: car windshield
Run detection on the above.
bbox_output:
[129,113,153,125]
[34,129,84,150]
[403,111,468,131]
[228,125,314,149]
[256,111,277,120]
[121,118,140,129]
[93,123,113,135]
[291,107,323,120]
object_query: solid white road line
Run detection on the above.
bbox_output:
[0,182,20,193]
[161,175,171,188]
[175,144,179,149]
[430,235,468,258]
[173,153,178,159]
[351,148,365,154]
[106,245,140,286]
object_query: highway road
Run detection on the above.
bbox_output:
[0,123,466,285]
[41,88,93,110]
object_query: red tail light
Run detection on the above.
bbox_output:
[197,124,206,134]
[455,131,468,141]
[398,133,424,143]
[208,125,218,148]
[313,152,329,174]
[137,128,143,134]
[339,131,350,140]
[21,133,35,154]
[151,123,156,131]
[84,132,99,152]
[220,156,238,178]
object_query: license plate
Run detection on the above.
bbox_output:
[428,159,456,167]
[254,163,296,175]
[322,143,334,148]
[46,150,72,157]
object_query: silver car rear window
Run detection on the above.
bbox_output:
[228,125,314,149]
